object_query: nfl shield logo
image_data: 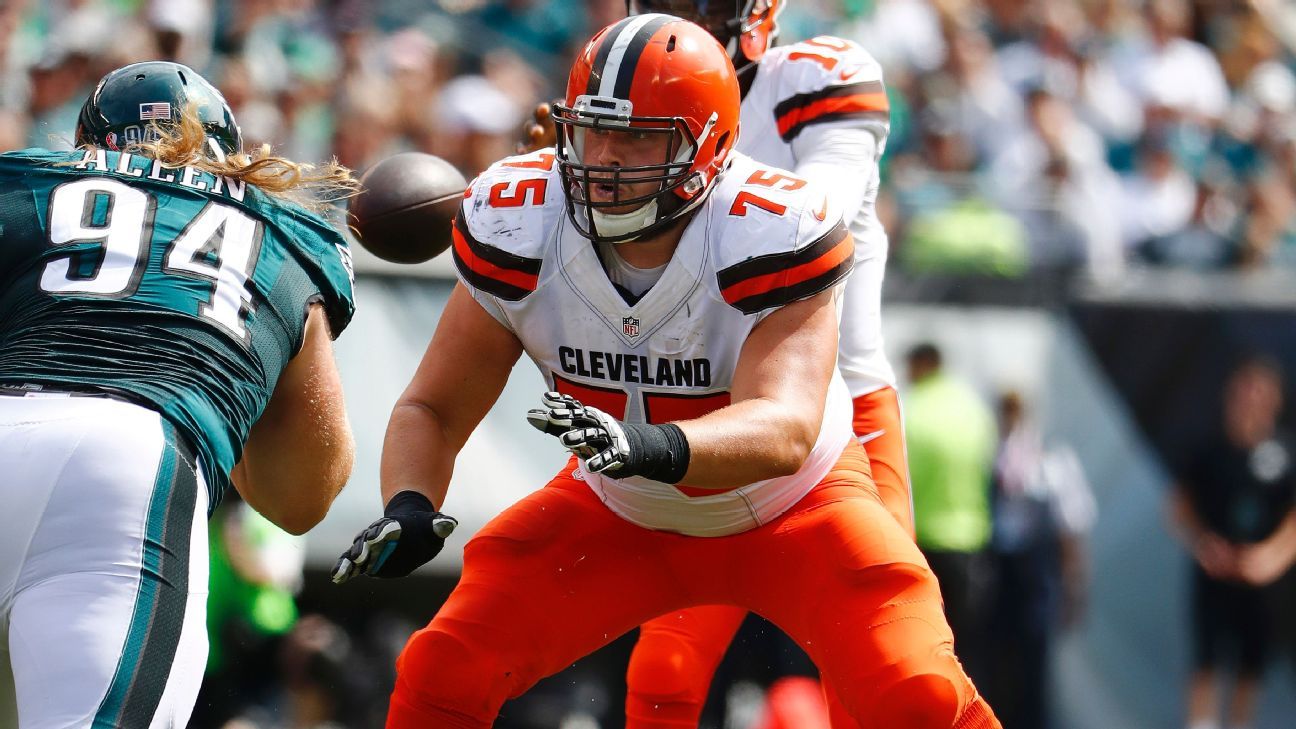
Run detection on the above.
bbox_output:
[622,316,640,337]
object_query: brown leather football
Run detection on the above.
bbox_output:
[347,153,467,264]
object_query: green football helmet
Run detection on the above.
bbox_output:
[75,61,242,157]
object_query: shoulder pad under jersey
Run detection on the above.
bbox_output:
[268,199,357,337]
[760,36,889,143]
[705,153,854,315]
[452,149,564,301]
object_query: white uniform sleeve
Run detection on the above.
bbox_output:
[790,125,878,233]
[460,282,515,332]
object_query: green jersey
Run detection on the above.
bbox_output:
[0,148,356,509]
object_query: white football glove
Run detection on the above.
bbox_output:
[526,391,631,473]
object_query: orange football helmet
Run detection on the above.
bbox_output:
[626,0,784,71]
[554,15,740,243]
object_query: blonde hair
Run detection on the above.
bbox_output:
[120,105,359,212]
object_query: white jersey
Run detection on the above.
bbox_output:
[738,36,897,396]
[452,149,855,537]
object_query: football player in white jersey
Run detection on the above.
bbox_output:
[334,15,997,729]
[609,2,914,727]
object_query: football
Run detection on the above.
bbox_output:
[347,152,468,264]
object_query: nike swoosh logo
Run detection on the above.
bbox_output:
[813,197,828,221]
[857,429,885,445]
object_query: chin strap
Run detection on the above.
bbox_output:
[591,199,659,241]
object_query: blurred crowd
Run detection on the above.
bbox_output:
[855,0,1296,277]
[0,0,620,183]
[3,0,1296,279]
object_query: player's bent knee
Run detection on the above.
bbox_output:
[626,644,712,705]
[389,626,516,728]
[625,639,716,727]
[864,672,962,729]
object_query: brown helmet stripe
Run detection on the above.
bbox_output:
[586,14,675,100]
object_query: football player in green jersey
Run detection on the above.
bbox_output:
[0,61,360,728]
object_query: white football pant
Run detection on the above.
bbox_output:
[0,393,209,728]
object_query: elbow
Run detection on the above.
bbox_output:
[241,435,354,536]
[265,465,350,535]
[766,419,819,478]
[274,507,327,537]
[284,435,355,535]
[245,482,336,536]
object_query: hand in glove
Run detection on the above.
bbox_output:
[332,490,457,584]
[526,391,690,482]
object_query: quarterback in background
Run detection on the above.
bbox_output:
[0,62,357,727]
[617,2,913,727]
[336,15,997,729]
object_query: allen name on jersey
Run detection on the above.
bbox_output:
[72,148,252,203]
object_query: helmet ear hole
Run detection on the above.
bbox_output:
[667,35,677,52]
[713,131,730,159]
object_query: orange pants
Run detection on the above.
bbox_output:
[388,441,998,729]
[626,387,938,728]
[851,387,914,537]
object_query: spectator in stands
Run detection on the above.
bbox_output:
[1071,38,1145,156]
[904,342,999,685]
[434,72,524,177]
[1113,0,1230,125]
[330,78,402,172]
[937,15,1024,161]
[1168,355,1296,729]
[990,85,1123,276]
[1119,127,1196,251]
[463,0,584,79]
[892,100,1028,276]
[1139,173,1239,268]
[1235,170,1296,269]
[146,0,213,68]
[986,391,1097,729]
[845,0,947,75]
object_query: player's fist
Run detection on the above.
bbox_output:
[332,490,457,584]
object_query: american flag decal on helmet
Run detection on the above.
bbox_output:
[139,102,172,120]
[622,316,640,337]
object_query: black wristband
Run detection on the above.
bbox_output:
[621,422,691,484]
[385,490,436,516]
